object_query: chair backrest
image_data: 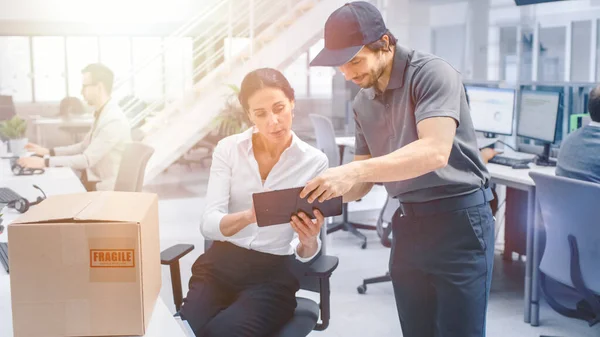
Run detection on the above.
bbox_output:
[309,114,340,167]
[114,142,155,192]
[529,172,600,294]
[59,97,85,117]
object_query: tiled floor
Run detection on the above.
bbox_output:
[146,163,600,337]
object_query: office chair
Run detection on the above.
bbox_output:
[0,95,16,122]
[529,172,600,326]
[114,142,155,192]
[357,195,399,294]
[309,114,376,249]
[58,97,85,118]
[160,226,339,337]
[57,97,89,143]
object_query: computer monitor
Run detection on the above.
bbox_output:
[517,90,561,166]
[465,86,515,137]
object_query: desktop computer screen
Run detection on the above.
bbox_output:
[517,90,561,166]
[466,86,515,136]
[517,90,560,143]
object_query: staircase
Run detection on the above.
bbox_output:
[114,0,348,183]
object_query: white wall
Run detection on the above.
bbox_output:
[430,1,469,28]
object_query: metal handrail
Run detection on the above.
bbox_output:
[126,0,306,128]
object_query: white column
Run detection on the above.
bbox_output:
[466,0,490,81]
[409,2,431,53]
[384,0,410,47]
[384,0,430,52]
[520,5,538,82]
[487,26,500,81]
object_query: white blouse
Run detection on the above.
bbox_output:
[201,127,329,262]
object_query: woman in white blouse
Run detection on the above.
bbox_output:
[180,68,329,337]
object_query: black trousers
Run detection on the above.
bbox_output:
[180,242,299,337]
[390,202,495,337]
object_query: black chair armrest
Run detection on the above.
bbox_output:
[309,255,338,331]
[306,255,339,278]
[160,244,195,312]
[161,244,194,265]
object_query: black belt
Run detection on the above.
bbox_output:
[399,187,494,217]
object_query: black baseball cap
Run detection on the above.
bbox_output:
[310,1,387,67]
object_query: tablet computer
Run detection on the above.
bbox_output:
[252,187,343,227]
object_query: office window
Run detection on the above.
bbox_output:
[0,37,32,102]
[570,21,592,82]
[99,37,133,99]
[32,37,66,102]
[132,37,163,102]
[165,37,193,101]
[308,39,333,98]
[537,26,566,82]
[66,37,99,97]
[284,52,308,97]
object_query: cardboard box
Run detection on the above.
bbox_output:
[8,191,161,337]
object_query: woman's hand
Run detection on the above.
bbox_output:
[291,209,324,258]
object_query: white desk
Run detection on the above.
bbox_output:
[487,163,555,327]
[335,136,355,148]
[0,159,187,337]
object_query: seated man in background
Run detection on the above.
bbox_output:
[18,63,131,191]
[556,86,600,183]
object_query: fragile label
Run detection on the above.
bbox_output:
[90,249,135,268]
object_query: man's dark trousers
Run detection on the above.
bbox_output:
[389,198,495,337]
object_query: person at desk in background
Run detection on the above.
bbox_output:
[305,3,495,337]
[555,86,600,183]
[180,68,329,337]
[17,63,131,191]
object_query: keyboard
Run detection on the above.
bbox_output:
[0,242,8,273]
[488,155,532,167]
[0,187,22,203]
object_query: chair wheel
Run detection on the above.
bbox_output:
[361,242,367,249]
[357,285,367,294]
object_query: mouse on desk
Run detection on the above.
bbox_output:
[511,163,530,170]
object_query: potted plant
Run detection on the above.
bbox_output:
[0,116,28,156]
[211,84,250,137]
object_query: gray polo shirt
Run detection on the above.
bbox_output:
[353,45,490,203]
